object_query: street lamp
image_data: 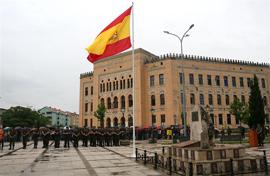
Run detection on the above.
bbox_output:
[164,24,195,137]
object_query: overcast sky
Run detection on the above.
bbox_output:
[0,0,269,113]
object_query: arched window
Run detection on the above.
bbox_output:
[160,93,165,105]
[106,118,111,128]
[128,115,133,127]
[151,95,156,106]
[121,117,125,128]
[100,98,105,105]
[121,95,125,109]
[128,95,133,107]
[190,93,195,105]
[113,97,118,108]
[107,97,111,109]
[113,117,118,127]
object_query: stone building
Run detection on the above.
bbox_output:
[79,48,270,129]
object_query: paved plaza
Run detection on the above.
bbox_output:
[1,141,270,176]
[0,142,162,176]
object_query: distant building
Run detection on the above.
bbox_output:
[79,48,270,129]
[66,112,79,127]
[39,107,70,127]
[0,108,7,127]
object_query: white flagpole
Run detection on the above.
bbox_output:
[131,2,136,158]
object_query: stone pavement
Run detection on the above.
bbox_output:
[0,142,162,176]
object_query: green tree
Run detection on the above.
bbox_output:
[2,106,50,128]
[229,98,249,126]
[248,75,266,129]
[94,103,106,128]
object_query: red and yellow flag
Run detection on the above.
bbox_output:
[86,7,132,63]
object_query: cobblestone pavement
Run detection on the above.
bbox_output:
[0,142,162,176]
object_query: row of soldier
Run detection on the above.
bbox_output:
[0,127,129,150]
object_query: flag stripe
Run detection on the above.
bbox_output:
[87,37,131,63]
[99,7,132,34]
[86,15,130,55]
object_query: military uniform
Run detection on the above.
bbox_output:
[63,129,71,148]
[81,128,88,147]
[72,130,79,148]
[9,129,17,150]
[22,129,29,149]
[53,129,61,148]
[32,129,39,148]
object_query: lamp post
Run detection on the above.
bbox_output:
[164,24,194,137]
[150,108,156,143]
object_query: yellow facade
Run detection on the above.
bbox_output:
[79,48,270,129]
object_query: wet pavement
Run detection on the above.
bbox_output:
[0,142,162,176]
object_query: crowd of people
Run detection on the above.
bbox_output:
[0,127,131,150]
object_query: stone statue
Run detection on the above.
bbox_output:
[200,106,210,149]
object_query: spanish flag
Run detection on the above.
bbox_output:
[86,7,132,63]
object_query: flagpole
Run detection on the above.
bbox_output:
[131,2,136,158]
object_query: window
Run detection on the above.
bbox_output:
[224,76,228,87]
[159,74,164,85]
[107,97,111,109]
[109,82,112,91]
[131,78,133,88]
[207,75,212,85]
[190,93,195,105]
[232,77,236,87]
[113,97,118,108]
[102,83,105,92]
[113,82,116,90]
[240,77,244,87]
[217,94,222,105]
[100,84,102,92]
[215,76,220,86]
[128,95,133,107]
[161,114,166,123]
[247,78,251,87]
[199,94,204,105]
[150,75,155,87]
[116,81,119,90]
[218,114,223,125]
[198,74,203,85]
[208,94,213,105]
[91,86,93,95]
[121,96,125,109]
[233,95,238,102]
[85,87,88,96]
[85,103,88,112]
[151,95,156,106]
[241,95,245,103]
[263,96,268,106]
[152,115,156,126]
[127,79,130,88]
[100,98,104,105]
[160,93,165,105]
[90,102,93,112]
[179,73,184,84]
[226,95,230,105]
[120,80,123,89]
[227,114,231,125]
[84,119,88,127]
[262,78,266,88]
[123,80,126,89]
[106,82,109,91]
[189,73,194,85]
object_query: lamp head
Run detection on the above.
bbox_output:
[163,31,170,34]
[189,24,195,29]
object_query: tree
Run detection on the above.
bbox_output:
[229,98,249,126]
[94,103,106,128]
[248,75,266,129]
[2,106,50,128]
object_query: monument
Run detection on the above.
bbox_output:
[167,105,265,175]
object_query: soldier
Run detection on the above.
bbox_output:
[81,128,89,147]
[0,127,4,150]
[72,129,79,148]
[91,129,97,147]
[9,128,17,150]
[22,128,29,149]
[42,128,50,148]
[53,129,61,148]
[63,128,71,148]
[32,128,39,149]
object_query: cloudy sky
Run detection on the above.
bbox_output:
[0,0,269,113]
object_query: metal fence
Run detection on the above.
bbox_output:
[135,146,269,176]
